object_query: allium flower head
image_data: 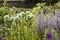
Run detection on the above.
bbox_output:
[17,14,21,18]
[11,22,16,26]
[13,16,20,23]
[10,16,14,21]
[15,16,20,21]
[4,15,10,23]
[4,15,10,21]
[19,11,25,17]
[26,11,30,14]
[0,36,2,40]
[20,11,25,15]
[46,31,52,40]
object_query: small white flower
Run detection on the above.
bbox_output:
[14,16,20,23]
[18,11,25,17]
[17,13,21,17]
[10,16,15,21]
[26,11,30,14]
[4,15,10,22]
[15,16,20,20]
[11,22,16,26]
[4,15,9,19]
[20,11,25,15]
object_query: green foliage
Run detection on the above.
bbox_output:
[0,7,9,24]
[0,16,3,23]
[1,10,41,40]
[0,0,8,24]
[1,0,60,40]
[0,3,46,40]
[55,1,60,9]
[31,3,41,14]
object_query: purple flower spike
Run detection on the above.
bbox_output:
[0,36,2,40]
[46,32,52,40]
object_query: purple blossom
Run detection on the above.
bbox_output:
[0,36,2,40]
[46,31,52,40]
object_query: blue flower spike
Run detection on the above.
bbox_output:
[46,31,52,40]
[0,36,2,40]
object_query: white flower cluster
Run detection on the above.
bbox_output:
[26,11,35,19]
[4,11,33,26]
[4,15,10,23]
[4,11,25,25]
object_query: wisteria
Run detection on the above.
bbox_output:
[35,8,60,40]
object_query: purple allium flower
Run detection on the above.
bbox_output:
[46,31,52,40]
[0,36,2,40]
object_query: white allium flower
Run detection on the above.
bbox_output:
[13,17,16,22]
[4,15,10,22]
[10,16,15,21]
[15,16,20,20]
[26,11,30,14]
[26,11,30,19]
[11,22,16,26]
[14,16,20,23]
[4,15,9,19]
[26,14,29,20]
[17,13,21,18]
[20,11,25,15]
[4,15,10,27]
[18,11,25,17]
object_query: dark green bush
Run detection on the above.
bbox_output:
[0,7,9,24]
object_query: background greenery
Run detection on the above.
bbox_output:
[0,0,60,40]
